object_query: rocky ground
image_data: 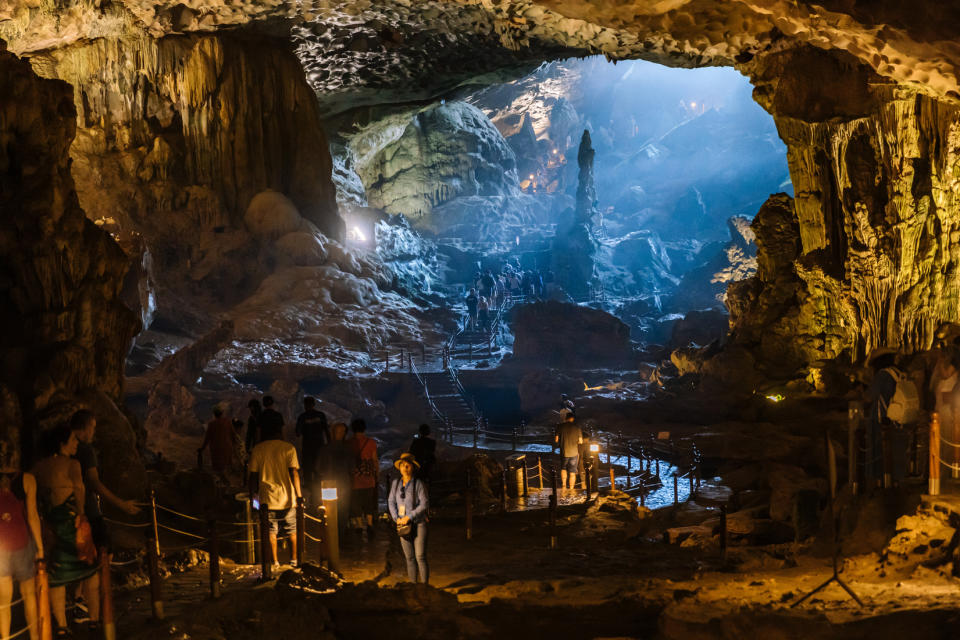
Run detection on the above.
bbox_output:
[110,479,960,640]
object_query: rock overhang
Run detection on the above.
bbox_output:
[3,1,960,105]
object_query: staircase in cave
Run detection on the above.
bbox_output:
[419,369,478,433]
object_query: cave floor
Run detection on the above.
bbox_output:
[113,498,960,640]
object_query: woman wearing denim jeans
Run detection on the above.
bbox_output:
[388,453,429,583]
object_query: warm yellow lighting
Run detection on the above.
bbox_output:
[552,149,558,154]
[321,487,338,500]
[766,394,785,403]
[589,443,600,453]
[529,174,535,180]
[690,101,697,108]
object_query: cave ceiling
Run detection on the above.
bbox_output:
[2,1,960,105]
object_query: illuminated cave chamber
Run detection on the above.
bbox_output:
[330,56,790,350]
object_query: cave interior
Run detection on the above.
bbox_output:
[4,1,960,638]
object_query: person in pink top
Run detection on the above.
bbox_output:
[0,441,44,640]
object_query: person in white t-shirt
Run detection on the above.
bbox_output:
[248,426,302,568]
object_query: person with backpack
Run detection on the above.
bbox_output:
[867,349,922,487]
[387,453,429,584]
[348,419,379,539]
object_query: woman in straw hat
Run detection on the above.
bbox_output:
[388,453,429,583]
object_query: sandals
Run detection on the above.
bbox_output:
[55,626,72,638]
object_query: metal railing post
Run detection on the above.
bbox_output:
[465,471,473,541]
[208,520,221,599]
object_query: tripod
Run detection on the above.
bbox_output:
[791,507,863,608]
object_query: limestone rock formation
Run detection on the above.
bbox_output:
[350,101,520,230]
[511,301,631,366]
[575,129,597,222]
[0,45,141,477]
[30,34,342,324]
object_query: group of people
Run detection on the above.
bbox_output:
[464,264,556,331]
[0,410,140,639]
[199,395,438,583]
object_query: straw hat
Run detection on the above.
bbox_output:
[394,452,420,470]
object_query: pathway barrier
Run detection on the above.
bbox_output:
[98,488,335,627]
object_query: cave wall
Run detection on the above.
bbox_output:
[29,33,342,319]
[727,47,960,370]
[0,43,142,483]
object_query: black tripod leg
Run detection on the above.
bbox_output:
[790,576,835,608]
[835,576,864,607]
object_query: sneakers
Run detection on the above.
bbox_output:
[272,562,281,571]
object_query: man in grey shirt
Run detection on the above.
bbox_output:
[555,414,582,490]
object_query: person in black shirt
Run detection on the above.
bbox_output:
[408,424,437,482]
[295,397,329,491]
[245,399,263,455]
[259,396,285,441]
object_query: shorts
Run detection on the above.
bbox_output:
[0,541,36,582]
[351,487,377,517]
[562,455,580,474]
[267,508,296,537]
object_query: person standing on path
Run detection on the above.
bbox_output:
[388,453,429,584]
[296,397,330,495]
[70,409,140,628]
[245,399,263,459]
[33,426,98,636]
[0,442,44,640]
[198,406,237,481]
[248,428,302,568]
[555,414,583,490]
[348,419,379,539]
[408,424,436,483]
[259,396,285,441]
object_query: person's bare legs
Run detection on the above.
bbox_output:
[288,536,297,565]
[268,533,279,564]
[20,578,37,640]
[0,576,12,640]
[50,585,67,631]
[82,573,100,623]
[560,469,568,491]
[568,473,578,490]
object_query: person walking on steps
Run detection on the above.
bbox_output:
[388,453,429,584]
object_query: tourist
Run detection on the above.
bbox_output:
[33,425,98,636]
[69,409,140,627]
[198,405,237,479]
[0,442,43,640]
[482,270,496,300]
[248,424,302,568]
[325,423,353,534]
[231,418,246,465]
[408,424,437,483]
[477,295,490,332]
[555,414,582,490]
[496,274,506,304]
[559,393,576,420]
[295,396,330,493]
[245,399,263,457]
[509,273,521,297]
[259,396,285,441]
[465,288,479,331]
[388,453,429,584]
[348,419,379,539]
